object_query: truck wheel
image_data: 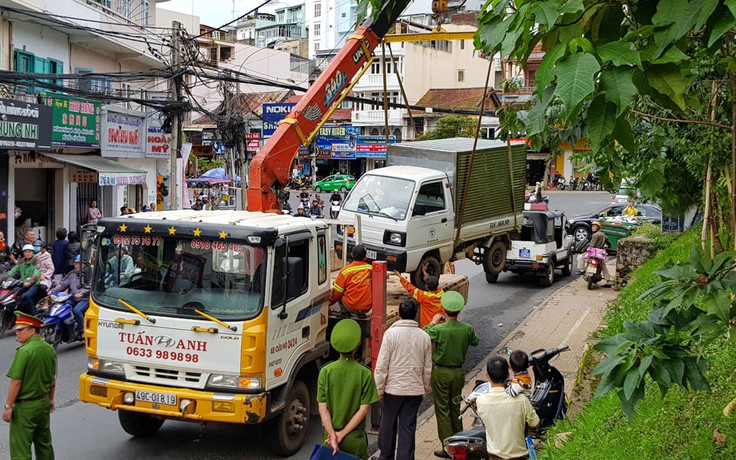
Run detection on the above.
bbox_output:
[561,253,573,277]
[118,410,164,438]
[483,241,507,276]
[485,272,499,283]
[411,255,442,290]
[539,263,555,287]
[267,380,310,456]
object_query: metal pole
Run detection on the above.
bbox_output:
[381,41,390,165]
[169,21,182,210]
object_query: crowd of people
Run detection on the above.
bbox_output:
[321,245,537,460]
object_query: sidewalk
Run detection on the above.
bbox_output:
[374,261,619,460]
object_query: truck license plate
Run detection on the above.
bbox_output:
[519,248,531,258]
[366,249,377,260]
[135,390,176,406]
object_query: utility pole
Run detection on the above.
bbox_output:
[169,21,182,210]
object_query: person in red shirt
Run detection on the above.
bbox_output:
[393,264,444,327]
[329,245,372,313]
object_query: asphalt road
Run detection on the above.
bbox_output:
[0,191,611,459]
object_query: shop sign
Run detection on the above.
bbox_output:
[99,172,146,186]
[318,126,360,137]
[331,151,356,160]
[355,135,395,158]
[102,111,144,156]
[146,126,172,159]
[46,96,101,147]
[262,103,296,136]
[0,99,52,151]
[246,133,260,151]
[70,166,98,183]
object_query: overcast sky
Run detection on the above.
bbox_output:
[161,0,433,29]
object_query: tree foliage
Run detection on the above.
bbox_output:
[475,1,736,222]
[417,114,477,140]
[474,0,736,415]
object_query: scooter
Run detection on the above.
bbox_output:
[442,346,570,459]
[39,293,84,349]
[0,277,24,335]
[330,200,341,219]
[584,247,607,290]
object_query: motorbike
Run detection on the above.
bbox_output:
[569,176,579,191]
[551,175,566,190]
[584,247,607,290]
[0,277,24,335]
[39,293,84,349]
[330,200,341,219]
[442,346,570,459]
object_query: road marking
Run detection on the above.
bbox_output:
[559,307,591,348]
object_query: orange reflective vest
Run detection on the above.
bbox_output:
[330,261,372,311]
[397,276,444,327]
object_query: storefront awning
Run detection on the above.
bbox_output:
[43,154,147,186]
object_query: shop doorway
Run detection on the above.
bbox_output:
[15,169,55,243]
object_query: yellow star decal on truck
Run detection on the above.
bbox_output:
[168,226,177,236]
[143,225,152,234]
[119,224,127,233]
[193,228,202,237]
[219,231,228,240]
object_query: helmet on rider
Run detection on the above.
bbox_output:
[32,239,46,253]
[592,221,602,230]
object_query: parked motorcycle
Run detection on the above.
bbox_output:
[584,247,607,290]
[569,176,579,191]
[0,277,24,335]
[39,293,84,349]
[330,200,341,219]
[442,346,570,459]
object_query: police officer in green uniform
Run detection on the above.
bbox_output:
[423,291,479,458]
[3,311,57,460]
[317,319,379,459]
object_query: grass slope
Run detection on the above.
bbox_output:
[541,226,736,459]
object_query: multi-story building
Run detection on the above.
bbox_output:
[306,0,358,63]
[254,4,307,49]
[1,0,174,245]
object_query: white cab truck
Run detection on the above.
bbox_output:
[336,137,527,287]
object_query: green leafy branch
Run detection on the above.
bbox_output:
[592,247,736,418]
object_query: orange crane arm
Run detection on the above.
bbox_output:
[247,0,412,212]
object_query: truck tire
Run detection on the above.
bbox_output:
[561,252,573,277]
[539,262,555,287]
[267,380,310,456]
[118,410,164,438]
[411,254,443,290]
[483,241,507,276]
[485,272,499,283]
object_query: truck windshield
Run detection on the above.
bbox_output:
[342,175,415,220]
[92,234,266,321]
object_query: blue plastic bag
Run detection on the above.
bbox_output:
[309,444,361,460]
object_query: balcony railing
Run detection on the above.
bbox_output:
[352,109,404,126]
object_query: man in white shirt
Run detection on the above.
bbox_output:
[374,300,432,460]
[476,356,539,460]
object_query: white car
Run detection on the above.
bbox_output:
[611,179,640,204]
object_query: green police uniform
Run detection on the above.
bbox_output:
[7,333,57,460]
[317,319,379,460]
[423,292,479,443]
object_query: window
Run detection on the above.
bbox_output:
[271,234,310,308]
[414,181,446,215]
[460,40,465,50]
[458,70,465,82]
[14,50,34,73]
[341,12,346,18]
[315,2,322,17]
[414,118,424,136]
[317,233,327,285]
[371,61,380,74]
[76,67,110,94]
[314,23,321,36]
[314,42,320,52]
[120,0,132,18]
[140,0,150,26]
[121,82,133,109]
